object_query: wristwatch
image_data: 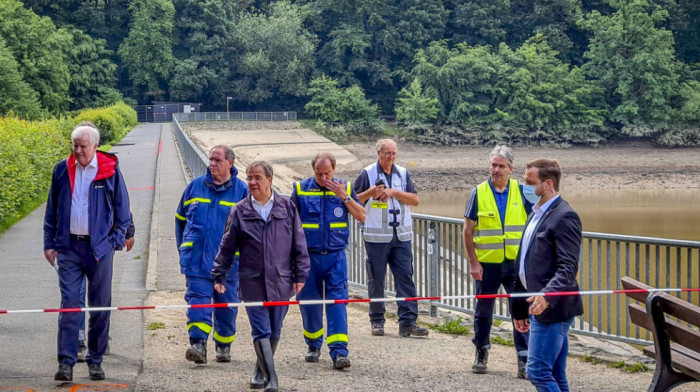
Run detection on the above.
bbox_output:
[343,196,352,203]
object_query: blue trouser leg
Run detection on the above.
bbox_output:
[298,253,324,349]
[213,273,239,347]
[387,238,418,325]
[84,248,114,365]
[527,316,574,392]
[472,261,529,357]
[56,243,85,366]
[247,305,289,342]
[78,277,86,342]
[185,273,239,346]
[324,251,349,359]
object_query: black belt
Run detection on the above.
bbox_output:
[70,234,90,241]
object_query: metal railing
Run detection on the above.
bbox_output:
[173,119,700,345]
[173,111,297,122]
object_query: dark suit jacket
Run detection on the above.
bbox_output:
[513,197,584,323]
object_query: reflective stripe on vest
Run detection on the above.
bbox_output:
[296,179,352,251]
[362,163,412,243]
[473,179,527,263]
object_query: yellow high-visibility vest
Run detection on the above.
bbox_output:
[473,179,527,263]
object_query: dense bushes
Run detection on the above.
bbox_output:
[0,116,71,225]
[0,102,137,228]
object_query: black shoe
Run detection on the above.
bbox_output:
[88,363,105,381]
[54,363,73,382]
[371,322,385,336]
[305,346,320,363]
[216,345,231,363]
[398,322,429,337]
[517,356,528,379]
[332,355,351,370]
[185,341,207,364]
[77,341,87,363]
[251,339,277,389]
[472,347,489,374]
[253,339,278,392]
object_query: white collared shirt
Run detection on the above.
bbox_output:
[518,194,560,289]
[70,153,98,235]
[252,191,274,222]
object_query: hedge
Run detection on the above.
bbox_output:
[73,102,137,146]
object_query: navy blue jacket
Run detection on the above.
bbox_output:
[43,151,131,262]
[513,197,584,323]
[176,167,248,278]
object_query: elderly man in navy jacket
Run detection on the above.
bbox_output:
[513,158,583,392]
[44,121,131,382]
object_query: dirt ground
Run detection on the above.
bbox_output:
[137,291,689,392]
[182,121,700,192]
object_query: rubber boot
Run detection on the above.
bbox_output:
[251,339,278,390]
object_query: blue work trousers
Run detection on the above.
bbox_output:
[527,316,574,392]
[246,305,289,342]
[472,261,529,357]
[365,237,418,326]
[185,275,239,346]
[297,251,348,359]
[56,237,113,366]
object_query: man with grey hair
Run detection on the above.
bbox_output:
[462,145,532,377]
[44,121,131,382]
[176,144,248,365]
[354,139,428,338]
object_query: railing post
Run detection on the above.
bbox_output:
[428,222,438,317]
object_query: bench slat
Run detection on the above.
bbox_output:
[628,302,700,353]
[621,276,700,327]
[643,345,700,380]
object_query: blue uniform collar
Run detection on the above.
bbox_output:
[205,166,239,191]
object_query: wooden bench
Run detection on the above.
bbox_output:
[621,276,700,392]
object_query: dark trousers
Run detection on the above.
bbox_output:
[297,251,348,359]
[185,275,239,346]
[472,260,529,357]
[246,305,288,342]
[365,237,418,326]
[56,237,114,366]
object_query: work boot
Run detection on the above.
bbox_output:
[370,322,385,336]
[253,338,278,392]
[305,346,320,363]
[398,322,429,337]
[332,355,351,370]
[517,356,528,379]
[185,341,207,364]
[77,340,87,363]
[54,363,73,382]
[216,345,231,362]
[89,363,105,381]
[472,347,489,374]
[251,339,278,389]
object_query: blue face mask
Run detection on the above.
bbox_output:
[522,184,541,204]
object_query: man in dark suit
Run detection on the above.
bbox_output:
[513,158,583,392]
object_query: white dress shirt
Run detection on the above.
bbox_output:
[70,154,98,235]
[252,191,274,222]
[518,194,560,289]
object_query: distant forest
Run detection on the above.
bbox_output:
[1,0,698,146]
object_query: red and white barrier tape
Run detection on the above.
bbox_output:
[1,288,698,315]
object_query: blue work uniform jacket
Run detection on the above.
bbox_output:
[43,151,131,262]
[291,177,357,253]
[176,167,248,278]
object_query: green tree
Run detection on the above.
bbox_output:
[447,0,509,47]
[0,0,71,113]
[229,1,317,105]
[0,37,44,119]
[580,0,681,128]
[65,26,121,110]
[305,74,379,124]
[395,78,439,125]
[118,0,175,103]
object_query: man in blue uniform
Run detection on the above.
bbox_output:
[176,145,248,364]
[291,152,366,369]
[354,139,429,338]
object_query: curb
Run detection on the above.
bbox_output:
[145,124,164,291]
